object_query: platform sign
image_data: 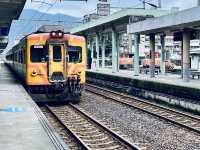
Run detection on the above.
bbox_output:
[97,3,110,16]
[0,36,8,49]
[0,36,8,43]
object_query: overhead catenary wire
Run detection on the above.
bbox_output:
[15,0,157,39]
[16,0,58,38]
[25,0,58,35]
[16,1,46,37]
[14,18,82,23]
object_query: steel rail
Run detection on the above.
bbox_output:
[45,105,89,150]
[69,104,140,150]
[46,104,140,150]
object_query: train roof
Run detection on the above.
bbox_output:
[37,25,64,33]
[6,31,85,55]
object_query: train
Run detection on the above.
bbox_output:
[119,52,176,71]
[5,25,86,103]
[142,52,176,70]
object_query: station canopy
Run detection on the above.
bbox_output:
[0,0,26,50]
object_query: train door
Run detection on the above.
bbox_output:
[48,44,65,82]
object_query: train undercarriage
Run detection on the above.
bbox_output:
[28,76,84,103]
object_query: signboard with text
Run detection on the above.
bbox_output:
[97,3,110,16]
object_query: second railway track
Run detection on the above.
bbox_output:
[43,104,139,150]
[86,83,200,134]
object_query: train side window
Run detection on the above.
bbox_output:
[18,51,22,64]
[19,51,20,63]
[30,45,47,63]
[22,50,25,64]
[67,46,82,63]
[20,51,23,64]
[14,52,17,62]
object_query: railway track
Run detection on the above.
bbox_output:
[86,83,200,134]
[44,104,140,150]
[41,106,84,150]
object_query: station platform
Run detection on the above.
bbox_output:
[88,68,200,89]
[0,63,68,150]
[87,68,200,112]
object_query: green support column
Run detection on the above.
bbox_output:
[134,34,140,76]
[160,34,166,75]
[90,39,94,60]
[85,37,88,68]
[182,30,190,82]
[181,40,183,78]
[150,34,155,78]
[117,33,120,71]
[89,38,95,70]
[102,37,106,68]
[96,33,100,70]
[112,29,119,72]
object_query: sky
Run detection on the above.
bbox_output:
[23,0,198,17]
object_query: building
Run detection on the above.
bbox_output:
[190,48,200,70]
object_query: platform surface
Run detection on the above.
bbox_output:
[88,68,200,89]
[0,63,68,150]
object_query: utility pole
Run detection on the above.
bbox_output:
[143,0,145,9]
[158,0,161,8]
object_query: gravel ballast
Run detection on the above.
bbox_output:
[77,92,200,150]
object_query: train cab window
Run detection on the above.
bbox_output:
[67,46,82,63]
[30,45,47,63]
[53,45,62,62]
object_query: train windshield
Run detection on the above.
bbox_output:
[30,45,47,63]
[53,45,62,62]
[67,46,82,63]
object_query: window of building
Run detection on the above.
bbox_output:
[67,46,82,63]
[30,45,47,63]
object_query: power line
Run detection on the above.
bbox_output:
[17,0,58,37]
[14,18,82,24]
[14,0,89,40]
[16,0,47,37]
[25,0,58,34]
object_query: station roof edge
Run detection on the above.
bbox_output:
[128,6,200,35]
[70,8,171,34]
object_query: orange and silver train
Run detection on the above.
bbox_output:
[6,28,86,103]
[143,52,175,70]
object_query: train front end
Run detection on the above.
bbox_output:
[27,30,86,102]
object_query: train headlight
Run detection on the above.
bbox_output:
[58,32,63,37]
[51,32,56,37]
[50,30,64,38]
[31,70,38,76]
